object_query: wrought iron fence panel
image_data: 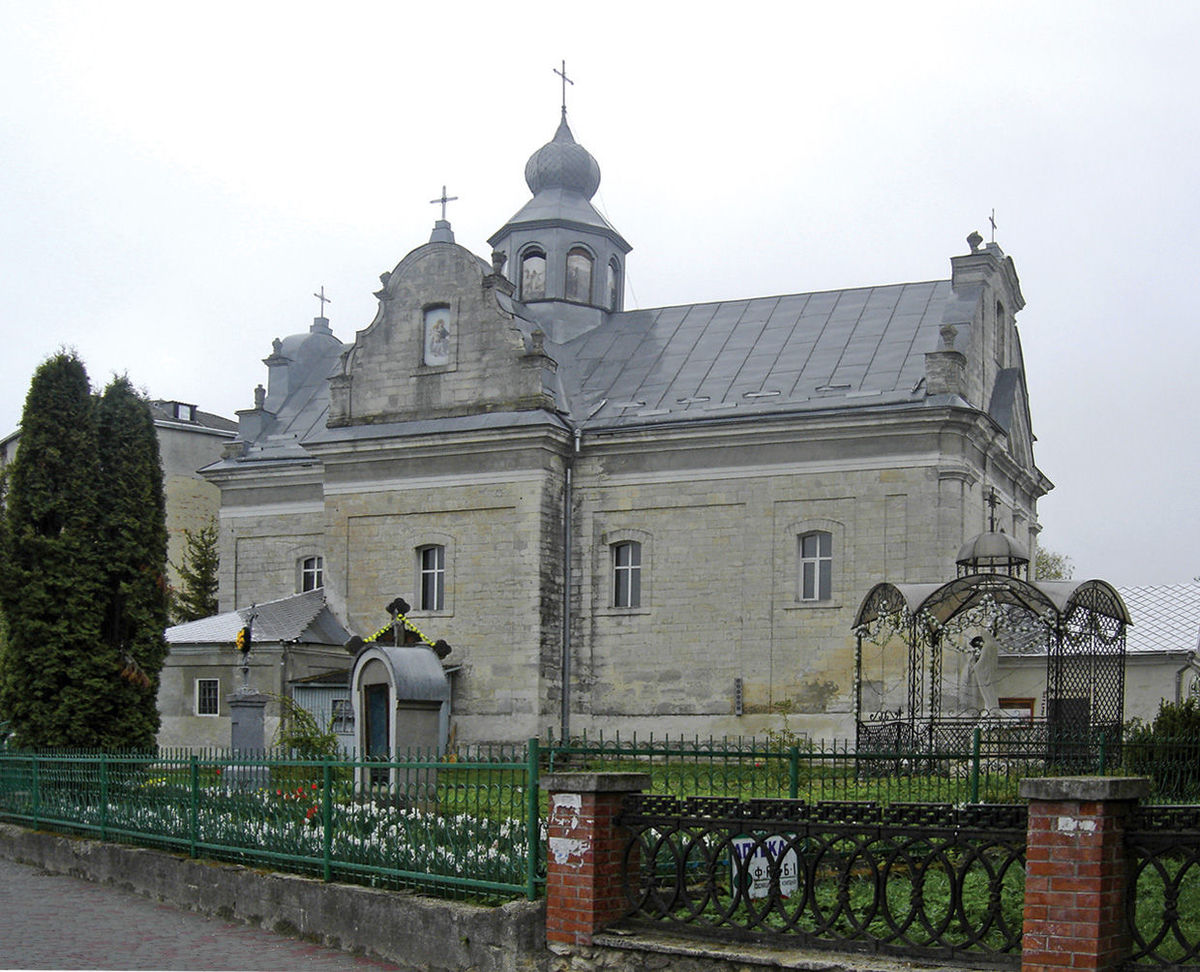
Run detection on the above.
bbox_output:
[618,794,1026,965]
[1126,805,1200,967]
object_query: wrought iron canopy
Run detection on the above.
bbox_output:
[853,575,1130,631]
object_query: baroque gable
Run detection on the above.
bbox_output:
[328,241,556,428]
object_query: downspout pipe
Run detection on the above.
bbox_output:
[560,427,580,744]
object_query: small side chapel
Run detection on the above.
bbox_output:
[200,99,1051,746]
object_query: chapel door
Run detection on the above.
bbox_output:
[364,684,390,785]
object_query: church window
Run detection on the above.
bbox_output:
[299,555,323,592]
[607,259,621,310]
[612,540,642,608]
[419,545,446,611]
[799,531,832,601]
[565,247,593,303]
[521,249,546,300]
[196,678,219,716]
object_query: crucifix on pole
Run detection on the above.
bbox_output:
[429,185,458,221]
[554,59,573,118]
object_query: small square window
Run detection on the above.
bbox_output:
[330,698,354,733]
[196,678,219,716]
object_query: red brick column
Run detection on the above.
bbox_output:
[539,772,650,946]
[1019,776,1149,972]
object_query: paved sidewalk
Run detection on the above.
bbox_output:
[0,857,403,970]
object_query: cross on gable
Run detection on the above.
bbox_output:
[554,59,574,117]
[429,185,458,221]
[313,286,331,317]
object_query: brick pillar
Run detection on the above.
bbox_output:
[539,772,650,946]
[1019,776,1149,972]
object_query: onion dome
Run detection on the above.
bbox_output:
[524,115,601,199]
[956,531,1030,578]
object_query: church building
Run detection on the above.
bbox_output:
[201,107,1050,745]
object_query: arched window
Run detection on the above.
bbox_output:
[798,531,832,601]
[607,259,621,310]
[612,540,642,608]
[418,544,445,611]
[565,247,593,303]
[299,555,323,592]
[521,249,546,300]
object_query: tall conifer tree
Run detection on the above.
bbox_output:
[0,353,106,747]
[173,521,220,624]
[96,377,169,750]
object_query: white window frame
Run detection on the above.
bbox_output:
[299,555,324,592]
[612,540,642,609]
[418,544,446,612]
[195,678,220,717]
[798,530,833,602]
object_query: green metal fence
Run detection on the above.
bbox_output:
[2,730,1197,910]
[0,742,543,901]
[545,729,1200,806]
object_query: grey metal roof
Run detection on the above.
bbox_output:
[1119,584,1200,655]
[224,259,976,463]
[148,401,237,433]
[546,280,957,429]
[166,589,350,646]
[353,644,450,702]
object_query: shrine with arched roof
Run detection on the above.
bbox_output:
[853,524,1129,759]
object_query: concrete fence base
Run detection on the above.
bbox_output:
[0,823,971,972]
[0,824,544,972]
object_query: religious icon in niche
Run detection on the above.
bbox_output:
[423,306,452,366]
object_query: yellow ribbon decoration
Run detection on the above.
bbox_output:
[362,610,437,649]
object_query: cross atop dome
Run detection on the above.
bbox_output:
[554,59,574,120]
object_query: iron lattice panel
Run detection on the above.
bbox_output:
[1125,805,1200,967]
[617,796,1026,964]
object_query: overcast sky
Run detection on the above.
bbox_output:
[2,2,1197,588]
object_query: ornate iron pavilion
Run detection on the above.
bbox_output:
[852,529,1130,757]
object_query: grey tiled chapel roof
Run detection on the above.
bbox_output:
[543,279,960,429]
[166,589,349,646]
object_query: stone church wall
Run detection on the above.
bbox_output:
[569,453,946,740]
[321,440,567,744]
